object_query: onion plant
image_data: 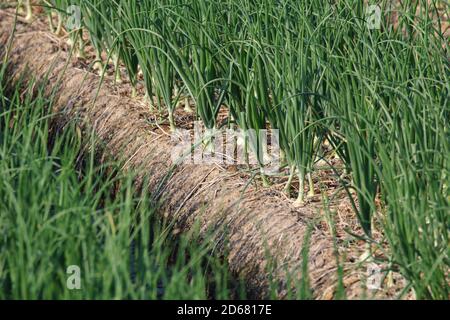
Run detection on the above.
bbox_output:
[78,1,140,89]
[45,0,68,35]
[18,0,33,21]
[269,2,326,205]
[372,1,449,298]
[30,0,449,299]
[78,0,105,70]
[167,0,229,135]
[119,0,178,130]
[319,3,381,237]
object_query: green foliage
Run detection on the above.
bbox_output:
[0,65,240,300]
[10,0,450,299]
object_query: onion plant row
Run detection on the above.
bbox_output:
[37,0,449,299]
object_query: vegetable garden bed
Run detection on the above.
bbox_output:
[1,0,448,300]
